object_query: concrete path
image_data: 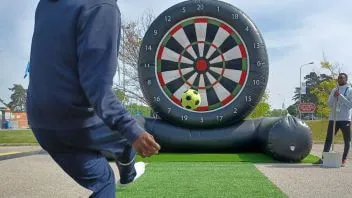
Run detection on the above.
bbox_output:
[0,152,120,198]
[256,144,352,198]
[0,146,40,154]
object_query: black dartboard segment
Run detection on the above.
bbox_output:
[138,0,269,128]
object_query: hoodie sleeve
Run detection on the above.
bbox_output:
[328,88,336,108]
[76,3,143,143]
[339,88,352,109]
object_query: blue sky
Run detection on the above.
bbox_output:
[0,0,351,109]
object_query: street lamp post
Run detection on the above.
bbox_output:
[299,61,314,119]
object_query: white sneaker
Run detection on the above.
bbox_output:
[117,162,145,187]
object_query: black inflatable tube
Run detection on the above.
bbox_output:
[136,115,313,162]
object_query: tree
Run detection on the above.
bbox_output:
[115,9,156,105]
[114,88,129,105]
[287,104,298,117]
[292,72,331,104]
[311,80,335,118]
[0,84,27,112]
[126,103,152,117]
[268,109,287,117]
[310,58,341,119]
[248,91,271,119]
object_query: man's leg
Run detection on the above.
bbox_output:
[56,124,144,186]
[340,121,351,162]
[115,144,145,185]
[314,121,338,164]
[32,128,116,198]
[322,121,338,153]
[50,151,116,198]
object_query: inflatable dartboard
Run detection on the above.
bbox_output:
[138,0,269,128]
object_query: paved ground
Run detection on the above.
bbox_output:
[256,144,352,198]
[0,152,120,198]
[0,146,40,154]
[0,144,351,197]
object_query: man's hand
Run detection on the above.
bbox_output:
[334,90,340,97]
[132,132,161,158]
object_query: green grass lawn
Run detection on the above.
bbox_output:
[0,130,38,145]
[0,120,341,144]
[117,162,287,198]
[305,120,344,143]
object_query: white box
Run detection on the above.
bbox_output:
[322,152,342,168]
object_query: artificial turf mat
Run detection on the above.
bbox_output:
[115,154,319,197]
[135,153,320,164]
[116,162,287,197]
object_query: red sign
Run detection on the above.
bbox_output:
[299,103,316,113]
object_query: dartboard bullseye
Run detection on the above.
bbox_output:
[156,16,249,112]
[138,0,269,128]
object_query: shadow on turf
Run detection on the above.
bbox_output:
[103,151,318,164]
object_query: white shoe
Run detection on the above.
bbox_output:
[117,162,145,187]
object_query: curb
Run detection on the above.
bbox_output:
[0,150,46,161]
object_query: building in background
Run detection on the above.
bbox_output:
[0,106,29,129]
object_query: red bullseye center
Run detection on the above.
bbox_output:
[195,59,208,72]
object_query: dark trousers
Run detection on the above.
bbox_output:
[323,121,351,160]
[32,124,137,198]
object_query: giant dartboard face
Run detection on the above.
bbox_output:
[138,0,269,128]
[156,16,249,112]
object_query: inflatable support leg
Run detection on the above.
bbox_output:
[136,115,313,162]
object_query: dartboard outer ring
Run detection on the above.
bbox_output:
[138,0,269,128]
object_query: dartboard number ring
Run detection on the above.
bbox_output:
[138,0,269,128]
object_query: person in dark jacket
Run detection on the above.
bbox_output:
[27,0,160,197]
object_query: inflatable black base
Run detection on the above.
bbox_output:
[136,115,313,162]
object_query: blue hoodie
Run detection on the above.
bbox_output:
[27,0,143,143]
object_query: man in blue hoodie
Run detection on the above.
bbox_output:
[27,0,160,197]
[314,73,352,167]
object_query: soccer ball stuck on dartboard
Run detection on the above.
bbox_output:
[181,89,201,110]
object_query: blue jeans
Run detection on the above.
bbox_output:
[32,124,137,198]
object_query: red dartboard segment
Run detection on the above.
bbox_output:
[195,18,208,23]
[239,71,247,85]
[196,106,209,111]
[157,72,166,86]
[178,68,183,77]
[220,23,234,34]
[221,68,225,76]
[170,25,183,36]
[239,44,247,58]
[157,46,165,60]
[171,95,181,105]
[221,95,234,106]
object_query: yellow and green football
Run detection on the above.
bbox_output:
[181,89,201,110]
